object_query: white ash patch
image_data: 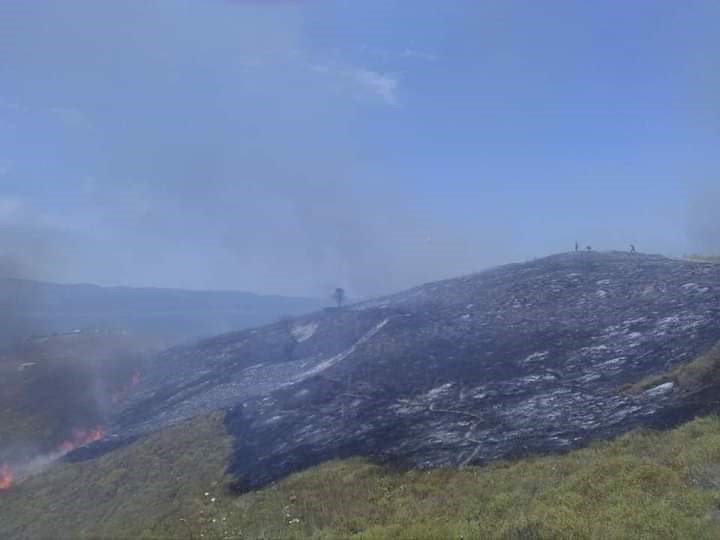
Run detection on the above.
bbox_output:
[596,290,608,298]
[681,283,710,294]
[656,313,706,333]
[641,285,663,296]
[506,392,570,421]
[644,382,675,397]
[596,279,612,286]
[242,363,264,372]
[427,428,466,445]
[598,357,626,367]
[518,374,556,384]
[390,399,425,415]
[424,382,454,400]
[291,322,319,343]
[521,351,549,364]
[658,315,681,327]
[290,318,389,382]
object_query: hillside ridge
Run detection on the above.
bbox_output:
[70,251,720,489]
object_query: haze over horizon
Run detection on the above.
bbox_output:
[1,0,720,297]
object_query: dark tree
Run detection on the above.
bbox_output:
[278,316,297,361]
[332,288,346,308]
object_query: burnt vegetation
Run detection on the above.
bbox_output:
[4,252,720,538]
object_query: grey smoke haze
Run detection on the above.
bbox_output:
[1,0,719,297]
[689,185,720,255]
[0,0,486,298]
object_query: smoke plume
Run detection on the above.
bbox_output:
[688,185,720,255]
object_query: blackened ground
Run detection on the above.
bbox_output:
[85,252,720,489]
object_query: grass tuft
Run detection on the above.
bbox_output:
[625,341,720,394]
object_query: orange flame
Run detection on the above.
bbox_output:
[0,426,105,491]
[0,464,14,491]
[59,426,105,454]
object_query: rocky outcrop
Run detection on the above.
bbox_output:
[92,252,720,488]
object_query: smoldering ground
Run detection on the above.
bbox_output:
[0,326,154,478]
[0,234,152,470]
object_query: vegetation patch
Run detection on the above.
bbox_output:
[0,412,234,540]
[198,415,720,540]
[625,341,720,395]
[6,413,720,539]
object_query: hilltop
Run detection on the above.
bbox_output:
[100,252,720,483]
[4,251,720,538]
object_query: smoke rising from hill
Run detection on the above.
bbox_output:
[0,0,493,298]
[2,0,719,298]
[688,186,720,255]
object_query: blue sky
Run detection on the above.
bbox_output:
[1,0,719,296]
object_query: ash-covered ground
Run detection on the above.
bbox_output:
[80,252,720,488]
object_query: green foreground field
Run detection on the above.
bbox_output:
[4,410,720,539]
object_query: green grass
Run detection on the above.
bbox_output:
[625,341,720,395]
[5,413,720,539]
[203,417,720,540]
[0,412,234,540]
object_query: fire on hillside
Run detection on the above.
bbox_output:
[0,424,106,492]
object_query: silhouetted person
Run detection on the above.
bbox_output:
[575,241,579,252]
[630,244,636,254]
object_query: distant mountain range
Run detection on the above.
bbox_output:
[0,278,325,342]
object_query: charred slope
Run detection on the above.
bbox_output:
[98,252,720,489]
